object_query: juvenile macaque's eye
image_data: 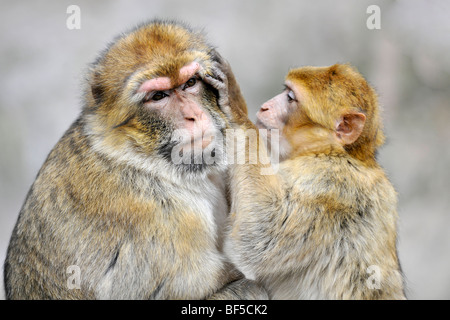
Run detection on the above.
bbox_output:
[184,77,197,89]
[287,90,296,102]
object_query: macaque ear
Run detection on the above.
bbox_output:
[334,113,366,145]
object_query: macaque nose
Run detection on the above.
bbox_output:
[181,102,211,135]
[182,101,201,120]
[183,108,205,126]
[181,103,214,149]
[260,104,270,112]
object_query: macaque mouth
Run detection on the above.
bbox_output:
[157,134,220,173]
[166,133,215,151]
[256,116,283,132]
[255,119,266,129]
[190,134,214,149]
[255,118,272,130]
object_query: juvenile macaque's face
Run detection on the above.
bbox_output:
[255,64,373,161]
[255,81,299,131]
[255,80,303,159]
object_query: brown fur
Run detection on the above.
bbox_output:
[285,64,385,164]
[4,20,267,300]
[207,63,406,299]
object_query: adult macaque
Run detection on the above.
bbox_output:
[206,63,406,299]
[4,20,267,300]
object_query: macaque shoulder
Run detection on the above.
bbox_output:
[279,154,396,206]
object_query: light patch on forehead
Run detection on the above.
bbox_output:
[137,61,201,93]
[178,61,200,84]
[137,76,171,92]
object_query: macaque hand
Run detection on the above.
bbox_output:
[203,62,234,123]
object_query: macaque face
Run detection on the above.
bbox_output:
[85,23,231,176]
[130,61,226,172]
[255,66,369,160]
[255,80,303,159]
[137,62,217,149]
[255,81,299,131]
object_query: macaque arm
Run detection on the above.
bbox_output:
[225,140,293,279]
[205,64,294,277]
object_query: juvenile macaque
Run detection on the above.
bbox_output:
[206,63,406,299]
[4,20,267,300]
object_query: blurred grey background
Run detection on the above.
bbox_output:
[1,0,449,299]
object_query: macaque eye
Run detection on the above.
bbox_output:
[287,90,296,102]
[145,91,168,102]
[183,77,197,89]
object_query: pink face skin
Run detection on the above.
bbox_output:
[137,62,201,93]
[255,80,298,131]
[137,62,215,149]
[254,80,301,160]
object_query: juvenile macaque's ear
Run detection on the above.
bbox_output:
[335,113,366,145]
